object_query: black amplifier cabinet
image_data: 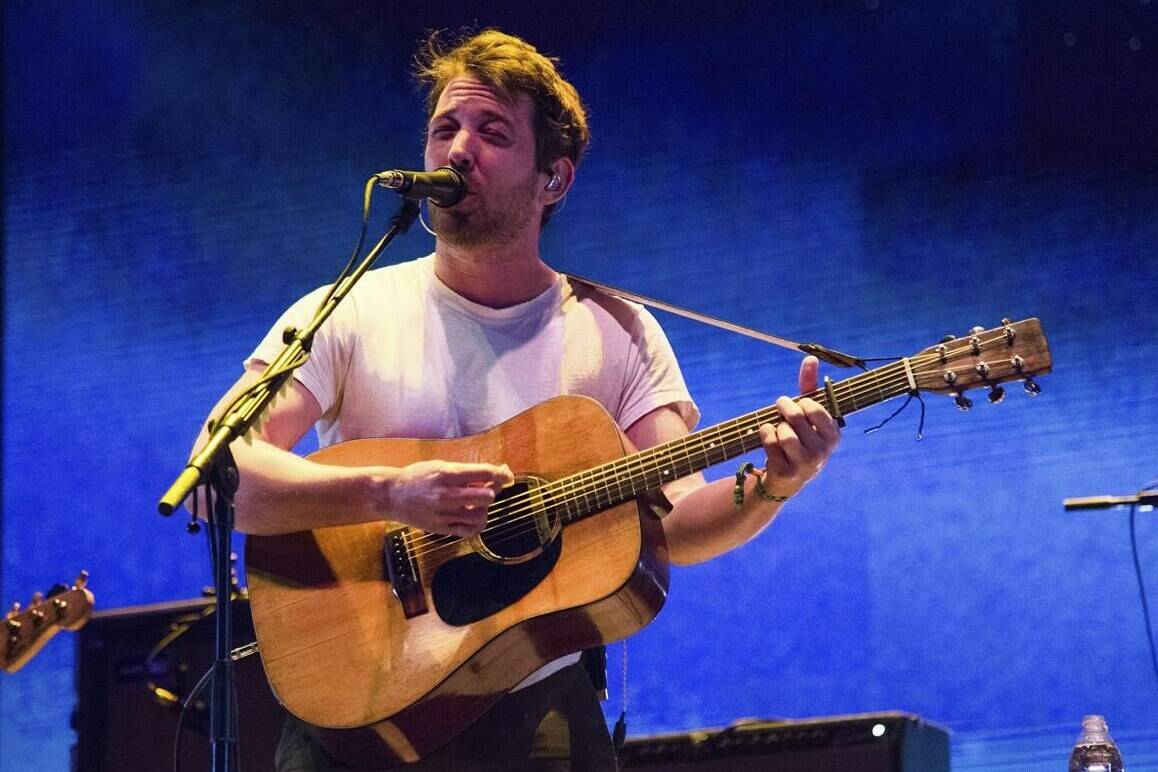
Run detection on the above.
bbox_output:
[618,712,950,772]
[73,596,286,772]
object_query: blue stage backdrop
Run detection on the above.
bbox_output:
[3,2,1157,769]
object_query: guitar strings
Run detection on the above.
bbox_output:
[401,334,1030,560]
[401,356,927,556]
[402,361,969,562]
[400,407,787,557]
[402,340,1014,560]
[400,361,908,557]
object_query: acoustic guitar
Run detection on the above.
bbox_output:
[245,318,1052,766]
[3,571,93,674]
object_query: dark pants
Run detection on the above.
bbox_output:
[275,663,617,771]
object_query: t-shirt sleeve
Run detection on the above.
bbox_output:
[616,307,700,432]
[244,285,349,418]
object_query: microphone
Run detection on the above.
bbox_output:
[1063,492,1158,510]
[374,166,465,207]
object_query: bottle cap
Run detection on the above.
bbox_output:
[1080,714,1111,741]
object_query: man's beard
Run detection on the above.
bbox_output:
[430,171,540,248]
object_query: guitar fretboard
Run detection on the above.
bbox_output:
[546,360,915,523]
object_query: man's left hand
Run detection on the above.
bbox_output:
[757,356,841,500]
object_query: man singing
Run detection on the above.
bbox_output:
[192,28,840,771]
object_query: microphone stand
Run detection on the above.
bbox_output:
[157,198,419,772]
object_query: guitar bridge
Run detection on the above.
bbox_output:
[385,528,428,619]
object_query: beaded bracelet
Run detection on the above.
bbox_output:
[732,462,756,506]
[733,462,791,507]
[753,470,791,503]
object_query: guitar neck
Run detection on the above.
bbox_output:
[549,360,915,522]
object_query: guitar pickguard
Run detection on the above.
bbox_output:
[430,535,563,626]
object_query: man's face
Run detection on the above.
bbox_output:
[424,75,544,248]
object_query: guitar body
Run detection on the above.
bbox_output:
[245,395,670,767]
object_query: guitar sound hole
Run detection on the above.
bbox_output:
[477,476,558,561]
[430,535,562,626]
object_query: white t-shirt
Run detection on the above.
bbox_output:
[250,254,698,442]
[248,254,699,684]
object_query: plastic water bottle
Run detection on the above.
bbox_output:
[1069,714,1125,772]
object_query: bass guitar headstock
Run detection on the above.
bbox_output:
[3,571,94,674]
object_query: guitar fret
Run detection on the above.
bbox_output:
[841,381,861,412]
[869,368,889,405]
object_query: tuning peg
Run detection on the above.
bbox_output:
[1023,378,1041,396]
[8,602,20,615]
[74,570,89,589]
[1000,318,1017,344]
[30,592,44,605]
[954,394,973,411]
[987,385,1005,404]
[969,326,985,335]
[939,334,957,343]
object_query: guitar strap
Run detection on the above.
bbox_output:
[563,274,865,369]
[561,275,861,737]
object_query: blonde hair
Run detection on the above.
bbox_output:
[415,29,591,178]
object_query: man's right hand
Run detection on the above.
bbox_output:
[384,460,515,538]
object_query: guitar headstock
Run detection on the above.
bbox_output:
[3,571,94,674]
[911,318,1052,409]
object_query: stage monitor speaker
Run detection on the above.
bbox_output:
[618,712,949,772]
[73,596,286,772]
